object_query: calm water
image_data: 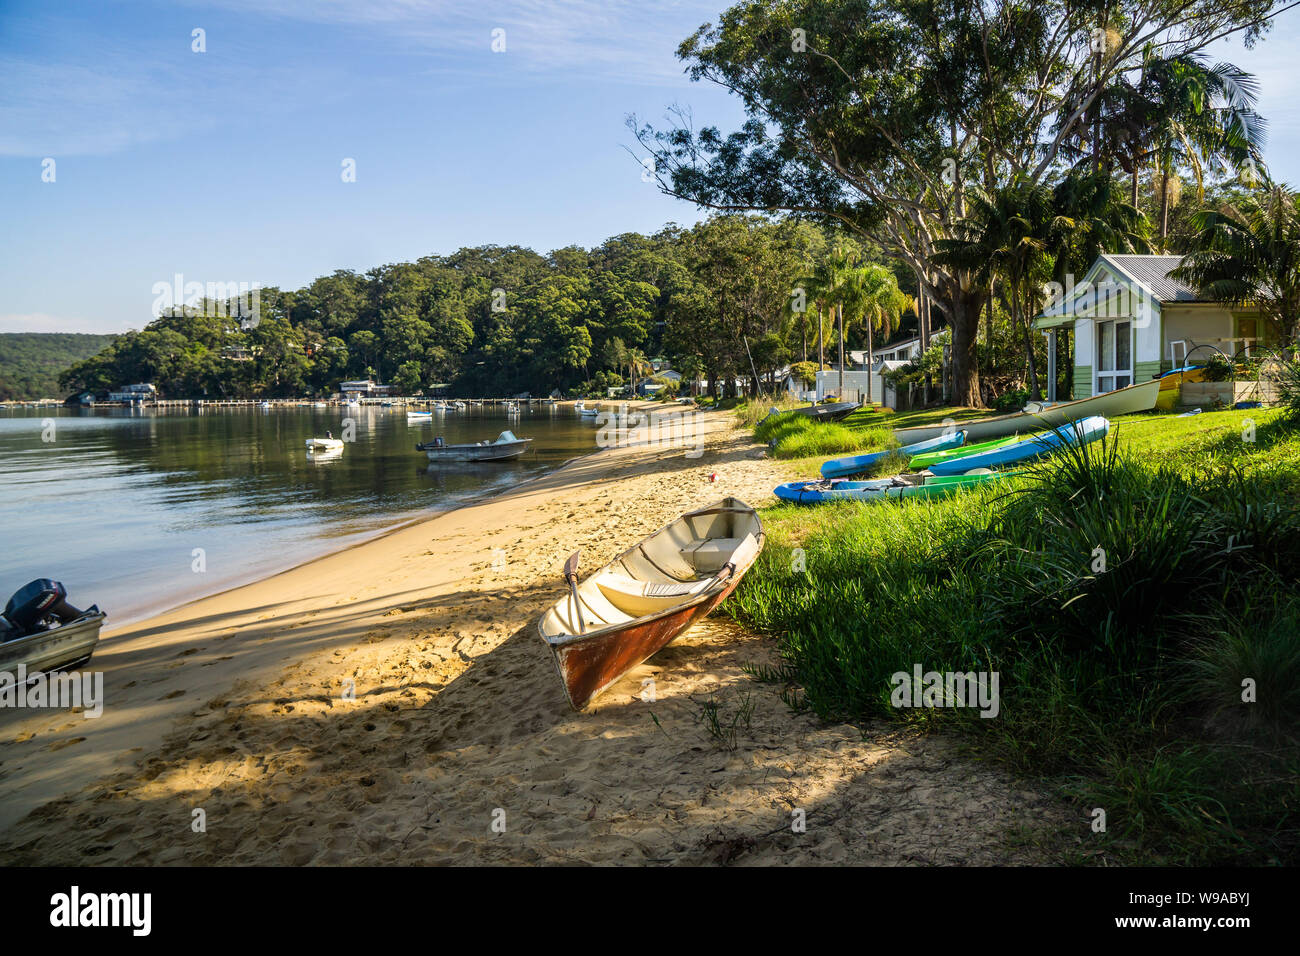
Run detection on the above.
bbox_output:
[0,405,597,627]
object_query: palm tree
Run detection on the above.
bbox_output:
[626,348,652,397]
[842,264,912,404]
[1173,185,1300,345]
[676,355,704,397]
[935,179,1062,399]
[1057,48,1264,248]
[792,255,844,373]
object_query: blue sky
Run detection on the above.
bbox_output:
[2,1,1299,334]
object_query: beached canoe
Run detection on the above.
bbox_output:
[537,498,763,709]
[820,429,966,479]
[908,433,1024,469]
[928,416,1109,476]
[892,378,1158,446]
[790,401,861,422]
[775,471,1010,505]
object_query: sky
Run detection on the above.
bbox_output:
[2,1,1299,335]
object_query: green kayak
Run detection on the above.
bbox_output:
[909,433,1023,469]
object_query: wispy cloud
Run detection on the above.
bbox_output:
[188,0,714,83]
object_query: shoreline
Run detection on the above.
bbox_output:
[0,407,1069,864]
[102,444,611,634]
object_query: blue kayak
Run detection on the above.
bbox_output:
[928,416,1109,476]
[820,430,966,478]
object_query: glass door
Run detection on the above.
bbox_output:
[1096,320,1132,392]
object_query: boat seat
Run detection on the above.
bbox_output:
[681,537,743,574]
[595,573,712,616]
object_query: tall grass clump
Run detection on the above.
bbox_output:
[730,422,1300,864]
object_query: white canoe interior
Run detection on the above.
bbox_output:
[539,500,763,642]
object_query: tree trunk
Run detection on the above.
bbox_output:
[1159,166,1170,251]
[1130,164,1140,210]
[865,315,874,405]
[940,285,984,407]
[837,302,845,397]
[1018,295,1042,400]
[817,306,824,369]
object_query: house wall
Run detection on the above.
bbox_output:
[1162,305,1236,363]
[816,369,889,407]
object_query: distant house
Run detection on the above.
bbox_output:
[339,379,394,397]
[108,383,156,404]
[813,335,927,407]
[1034,254,1268,401]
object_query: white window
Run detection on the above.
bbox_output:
[1096,319,1132,393]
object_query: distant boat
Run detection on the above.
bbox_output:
[418,430,533,462]
[306,437,344,453]
[406,410,433,423]
[312,402,328,408]
[537,499,764,709]
[453,401,466,410]
[259,401,271,409]
[770,401,861,423]
[0,580,106,675]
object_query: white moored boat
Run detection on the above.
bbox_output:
[306,436,344,453]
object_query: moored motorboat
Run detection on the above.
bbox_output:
[418,429,533,462]
[0,580,106,675]
[306,436,344,453]
[406,410,433,422]
[538,498,763,709]
[892,378,1158,445]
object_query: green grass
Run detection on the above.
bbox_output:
[729,406,1300,865]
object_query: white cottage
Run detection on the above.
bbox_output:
[1034,254,1268,400]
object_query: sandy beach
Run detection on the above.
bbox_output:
[0,407,1069,865]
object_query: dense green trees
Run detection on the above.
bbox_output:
[55,220,909,401]
[0,333,119,401]
[634,0,1281,406]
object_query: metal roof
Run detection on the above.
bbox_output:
[1103,255,1204,303]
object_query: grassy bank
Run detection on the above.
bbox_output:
[732,405,1300,864]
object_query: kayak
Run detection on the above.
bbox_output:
[774,470,1011,505]
[892,378,1157,445]
[928,416,1109,476]
[820,430,966,478]
[908,433,1023,470]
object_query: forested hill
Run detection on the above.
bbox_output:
[0,333,119,401]
[54,220,910,401]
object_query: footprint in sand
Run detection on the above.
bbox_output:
[46,736,85,752]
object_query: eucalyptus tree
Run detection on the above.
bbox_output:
[633,0,1284,407]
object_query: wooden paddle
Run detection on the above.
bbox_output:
[563,550,585,633]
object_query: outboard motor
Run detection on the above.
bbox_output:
[4,579,85,637]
